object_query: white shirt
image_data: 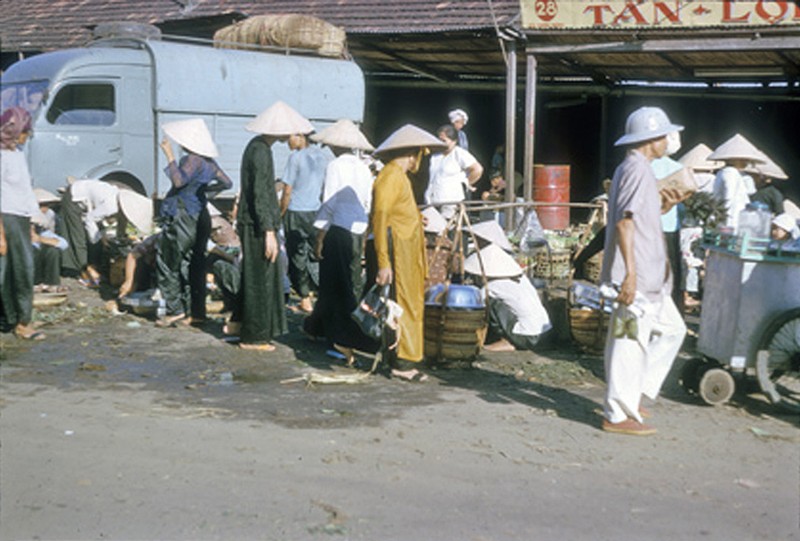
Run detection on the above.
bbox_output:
[315,154,374,235]
[425,147,478,206]
[713,166,750,229]
[69,179,120,243]
[488,275,552,337]
[1,149,39,217]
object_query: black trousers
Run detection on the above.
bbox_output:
[284,210,319,298]
[34,244,62,286]
[156,208,198,316]
[0,214,34,327]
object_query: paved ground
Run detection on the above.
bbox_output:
[1,280,798,540]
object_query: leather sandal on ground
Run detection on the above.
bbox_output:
[14,327,46,341]
[601,418,657,436]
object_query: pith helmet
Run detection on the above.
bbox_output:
[246,101,314,136]
[464,244,523,278]
[312,119,374,151]
[373,124,447,157]
[162,118,219,158]
[614,106,684,147]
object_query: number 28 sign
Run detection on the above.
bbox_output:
[535,0,558,21]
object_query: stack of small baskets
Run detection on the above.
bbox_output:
[532,248,572,280]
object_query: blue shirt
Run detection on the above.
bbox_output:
[283,145,333,212]
[160,154,232,218]
[651,156,683,233]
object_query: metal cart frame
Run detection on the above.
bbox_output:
[681,233,800,412]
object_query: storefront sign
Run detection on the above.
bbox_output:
[521,0,800,28]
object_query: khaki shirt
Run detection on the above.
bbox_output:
[601,150,670,302]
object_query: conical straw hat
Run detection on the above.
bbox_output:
[162,118,219,158]
[744,150,788,180]
[373,124,447,157]
[469,220,514,252]
[311,119,374,151]
[245,101,314,136]
[464,243,523,278]
[118,190,154,235]
[33,187,60,204]
[708,133,765,163]
[678,143,723,172]
[422,206,448,234]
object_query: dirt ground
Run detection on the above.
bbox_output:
[1,278,798,541]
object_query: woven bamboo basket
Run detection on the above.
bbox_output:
[569,307,608,352]
[424,306,487,361]
[582,251,603,284]
[214,14,346,57]
[533,249,572,280]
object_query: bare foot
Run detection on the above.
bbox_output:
[14,323,46,341]
[334,344,355,366]
[390,368,428,382]
[223,320,241,336]
[155,313,186,328]
[239,342,276,352]
[299,296,314,313]
[483,338,516,352]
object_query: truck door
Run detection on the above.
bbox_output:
[30,79,122,189]
[30,68,153,193]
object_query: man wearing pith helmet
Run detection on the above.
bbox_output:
[600,106,688,436]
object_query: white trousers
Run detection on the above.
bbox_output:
[604,289,686,423]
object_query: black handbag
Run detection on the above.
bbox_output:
[351,284,390,340]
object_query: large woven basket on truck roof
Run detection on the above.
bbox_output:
[213,14,347,58]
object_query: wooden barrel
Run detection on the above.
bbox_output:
[533,164,570,230]
[424,306,487,360]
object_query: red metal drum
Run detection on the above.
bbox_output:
[533,164,570,230]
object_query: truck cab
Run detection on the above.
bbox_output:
[1,34,365,197]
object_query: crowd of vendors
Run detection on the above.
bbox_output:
[2,100,798,432]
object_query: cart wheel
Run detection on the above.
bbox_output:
[755,308,800,413]
[698,367,735,406]
[679,357,705,394]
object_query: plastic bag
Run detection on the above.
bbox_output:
[515,209,548,254]
[351,284,391,340]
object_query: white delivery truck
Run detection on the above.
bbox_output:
[0,26,365,197]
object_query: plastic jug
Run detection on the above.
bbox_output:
[737,202,770,240]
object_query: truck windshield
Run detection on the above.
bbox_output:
[0,80,49,117]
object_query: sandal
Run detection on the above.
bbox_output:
[78,277,101,289]
[14,327,46,341]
